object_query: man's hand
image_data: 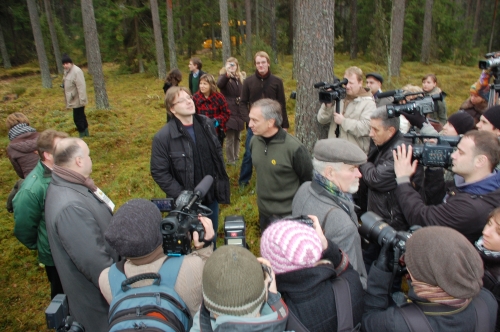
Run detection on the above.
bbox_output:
[257,257,277,294]
[193,215,214,249]
[333,112,344,125]
[309,215,328,251]
[393,144,418,178]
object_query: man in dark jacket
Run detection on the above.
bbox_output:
[249,98,312,231]
[45,138,118,332]
[393,130,500,243]
[238,51,289,187]
[13,129,68,300]
[150,87,230,246]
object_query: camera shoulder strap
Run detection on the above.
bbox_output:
[398,303,434,332]
[332,276,357,332]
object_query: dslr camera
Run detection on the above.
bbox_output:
[359,212,420,275]
[314,78,348,104]
[385,90,444,118]
[152,176,213,256]
[45,294,85,332]
[399,132,461,168]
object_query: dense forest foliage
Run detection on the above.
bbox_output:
[0,0,498,74]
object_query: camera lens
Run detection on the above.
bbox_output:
[359,212,396,246]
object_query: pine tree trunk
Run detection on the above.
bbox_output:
[27,0,52,88]
[293,0,334,153]
[0,24,11,69]
[220,0,231,63]
[150,0,166,79]
[349,0,358,59]
[133,2,144,74]
[44,0,63,75]
[288,0,294,55]
[270,0,277,64]
[473,0,481,44]
[81,0,109,109]
[390,0,405,77]
[255,0,259,38]
[166,0,177,69]
[245,0,252,63]
[421,0,433,64]
[489,0,498,52]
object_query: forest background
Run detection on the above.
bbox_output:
[0,0,498,330]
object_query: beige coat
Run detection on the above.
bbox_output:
[317,94,376,153]
[63,64,87,109]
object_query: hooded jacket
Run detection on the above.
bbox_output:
[7,131,39,178]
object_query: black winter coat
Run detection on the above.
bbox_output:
[217,74,245,131]
[150,114,230,204]
[276,239,364,332]
[478,248,500,331]
[360,131,424,231]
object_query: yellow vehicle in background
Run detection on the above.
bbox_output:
[202,20,245,49]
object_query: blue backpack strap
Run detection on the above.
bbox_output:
[158,256,185,287]
[108,262,127,299]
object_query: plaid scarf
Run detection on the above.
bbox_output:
[313,170,352,202]
[475,236,500,258]
[8,123,36,141]
[412,280,470,308]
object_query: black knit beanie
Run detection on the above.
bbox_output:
[202,246,266,317]
[105,199,163,258]
[483,106,500,129]
[447,111,475,135]
[61,54,73,64]
[405,226,483,299]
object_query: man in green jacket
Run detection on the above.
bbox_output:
[13,129,68,299]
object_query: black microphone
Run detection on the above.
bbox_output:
[313,82,327,88]
[377,90,398,98]
[184,175,214,211]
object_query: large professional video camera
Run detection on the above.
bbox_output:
[379,89,445,118]
[45,294,85,332]
[478,52,500,98]
[152,175,213,256]
[479,52,500,71]
[400,132,461,168]
[314,78,348,104]
[359,212,421,276]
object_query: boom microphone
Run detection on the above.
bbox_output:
[184,175,213,211]
[377,90,398,99]
[313,82,327,88]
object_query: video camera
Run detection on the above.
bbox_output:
[359,212,421,276]
[314,78,348,104]
[152,175,213,256]
[379,89,444,118]
[45,294,85,332]
[479,52,500,71]
[399,132,461,168]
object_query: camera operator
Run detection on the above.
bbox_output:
[150,86,230,247]
[99,199,213,317]
[459,70,491,124]
[363,226,497,331]
[393,130,500,242]
[317,66,376,153]
[260,217,364,332]
[477,106,500,171]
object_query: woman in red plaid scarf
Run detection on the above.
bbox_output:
[193,74,231,147]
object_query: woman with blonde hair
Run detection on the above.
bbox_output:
[217,57,246,165]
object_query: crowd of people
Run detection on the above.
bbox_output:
[5,50,500,331]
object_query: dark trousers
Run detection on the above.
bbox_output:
[73,106,88,132]
[238,127,254,185]
[45,265,64,300]
[259,213,272,233]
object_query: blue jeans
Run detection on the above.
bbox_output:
[206,200,219,249]
[238,127,253,185]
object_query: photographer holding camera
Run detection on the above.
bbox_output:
[317,66,376,153]
[99,199,214,319]
[363,226,497,331]
[393,130,500,242]
[151,86,230,247]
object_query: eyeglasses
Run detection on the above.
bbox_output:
[172,97,193,106]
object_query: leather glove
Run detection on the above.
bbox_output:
[375,241,394,272]
[401,111,426,129]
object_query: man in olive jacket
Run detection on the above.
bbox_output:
[62,54,89,137]
[45,137,118,332]
[13,129,68,299]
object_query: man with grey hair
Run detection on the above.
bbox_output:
[292,138,368,289]
[45,137,118,332]
[249,98,313,231]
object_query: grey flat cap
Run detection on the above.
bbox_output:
[366,72,384,84]
[313,138,367,165]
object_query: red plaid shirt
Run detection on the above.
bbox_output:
[193,91,230,131]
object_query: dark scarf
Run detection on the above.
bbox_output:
[8,123,36,141]
[256,69,271,80]
[53,165,97,191]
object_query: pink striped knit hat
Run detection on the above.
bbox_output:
[260,220,323,274]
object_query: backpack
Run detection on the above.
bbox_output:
[107,256,192,332]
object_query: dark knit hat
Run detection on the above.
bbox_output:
[482,106,500,129]
[366,72,384,84]
[447,111,475,135]
[314,138,367,165]
[61,54,73,64]
[202,246,266,317]
[405,226,483,299]
[105,199,162,258]
[470,81,490,102]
